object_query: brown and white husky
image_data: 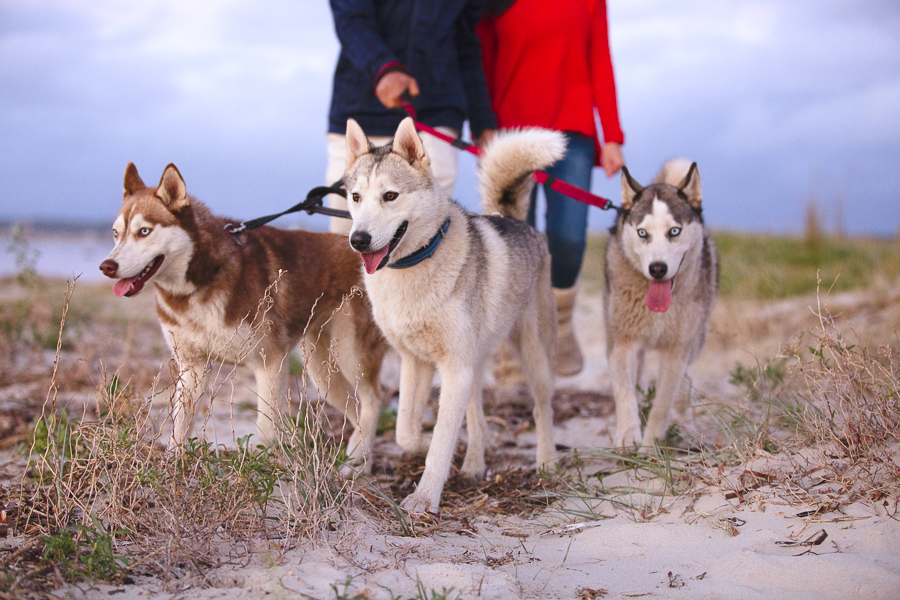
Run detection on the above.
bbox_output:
[99,163,387,470]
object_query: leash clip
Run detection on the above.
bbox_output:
[225,222,247,235]
[400,97,417,119]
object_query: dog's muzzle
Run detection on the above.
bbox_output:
[350,230,371,252]
[353,222,409,274]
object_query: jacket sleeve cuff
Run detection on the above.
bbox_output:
[469,112,498,139]
[373,61,409,91]
[603,130,625,145]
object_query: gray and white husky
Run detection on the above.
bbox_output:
[344,117,565,512]
[604,159,718,448]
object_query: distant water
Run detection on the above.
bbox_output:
[0,230,112,282]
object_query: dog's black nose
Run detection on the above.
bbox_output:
[649,262,668,280]
[99,259,118,277]
[350,230,371,252]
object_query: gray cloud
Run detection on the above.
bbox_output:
[596,0,900,234]
[0,0,898,235]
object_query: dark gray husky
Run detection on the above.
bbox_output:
[604,159,718,448]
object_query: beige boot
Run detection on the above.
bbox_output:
[491,340,528,402]
[554,285,584,376]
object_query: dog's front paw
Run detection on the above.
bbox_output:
[395,432,431,456]
[613,425,642,449]
[460,453,486,480]
[535,448,556,471]
[641,429,666,449]
[338,457,371,479]
[670,418,701,446]
[163,442,182,461]
[343,432,371,470]
[400,491,437,515]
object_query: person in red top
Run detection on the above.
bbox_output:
[479,0,625,378]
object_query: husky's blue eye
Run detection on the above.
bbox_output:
[384,191,398,202]
[139,227,151,236]
[112,230,118,238]
[637,229,648,238]
[669,227,681,237]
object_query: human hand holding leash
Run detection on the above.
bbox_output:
[376,71,420,109]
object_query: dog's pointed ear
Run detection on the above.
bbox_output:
[392,117,429,170]
[677,162,702,209]
[620,166,643,210]
[156,164,189,210]
[123,163,146,199]
[346,118,371,168]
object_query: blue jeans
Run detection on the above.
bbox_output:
[527,132,595,289]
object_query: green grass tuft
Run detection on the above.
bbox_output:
[713,232,900,299]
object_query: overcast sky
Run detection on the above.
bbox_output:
[1,0,898,235]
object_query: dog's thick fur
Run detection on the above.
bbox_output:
[604,159,718,447]
[344,117,565,512]
[100,163,387,467]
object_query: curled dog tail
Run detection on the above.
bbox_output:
[653,158,695,187]
[479,128,567,221]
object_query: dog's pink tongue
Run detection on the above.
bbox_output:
[646,280,673,312]
[361,246,389,275]
[113,278,135,297]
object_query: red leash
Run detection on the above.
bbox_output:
[401,102,616,211]
[402,102,482,158]
[225,106,616,235]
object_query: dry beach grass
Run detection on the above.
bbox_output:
[0,230,899,598]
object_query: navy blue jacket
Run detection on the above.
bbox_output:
[328,0,498,138]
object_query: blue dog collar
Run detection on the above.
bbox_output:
[388,218,451,269]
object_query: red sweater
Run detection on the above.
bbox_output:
[477,0,625,160]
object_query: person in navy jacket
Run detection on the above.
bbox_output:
[325,0,498,233]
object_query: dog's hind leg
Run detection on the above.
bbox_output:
[332,329,384,475]
[302,333,370,471]
[402,363,474,513]
[395,352,435,457]
[673,373,693,422]
[517,298,557,469]
[641,349,690,447]
[672,338,702,428]
[670,372,700,442]
[635,347,647,390]
[461,363,488,479]
[253,356,289,445]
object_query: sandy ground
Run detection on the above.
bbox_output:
[2,280,900,599]
[62,496,900,600]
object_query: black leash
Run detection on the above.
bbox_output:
[225,123,620,237]
[224,182,351,235]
